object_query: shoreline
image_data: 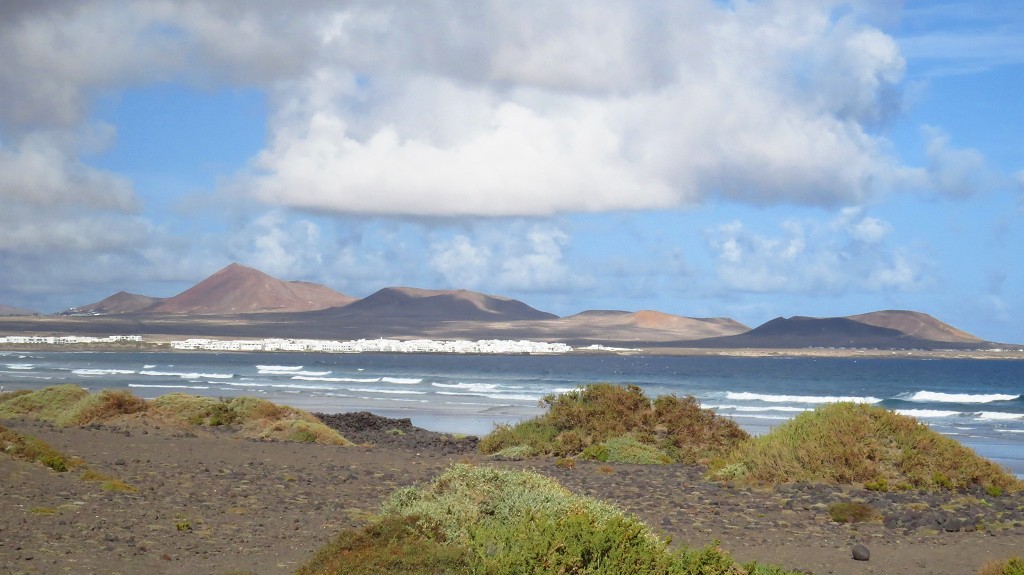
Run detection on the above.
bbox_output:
[3,340,1024,360]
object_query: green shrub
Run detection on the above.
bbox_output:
[555,457,576,470]
[545,384,656,443]
[654,395,749,463]
[303,464,800,575]
[0,384,89,422]
[713,402,1022,492]
[296,515,469,575]
[579,443,609,462]
[490,444,535,460]
[865,477,888,492]
[479,384,746,464]
[601,435,673,465]
[478,419,559,455]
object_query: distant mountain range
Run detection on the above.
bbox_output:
[0,304,38,317]
[0,262,1000,349]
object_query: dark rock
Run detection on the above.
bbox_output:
[852,544,870,561]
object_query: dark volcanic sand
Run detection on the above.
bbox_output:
[2,415,1023,575]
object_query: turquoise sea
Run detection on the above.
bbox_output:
[2,350,1022,476]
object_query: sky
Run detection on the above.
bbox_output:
[1,1,1022,343]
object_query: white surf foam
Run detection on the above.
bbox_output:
[139,370,235,379]
[128,384,209,390]
[894,409,962,418]
[976,412,1024,421]
[905,390,1020,404]
[709,404,808,413]
[291,376,379,383]
[381,377,423,385]
[72,368,136,376]
[256,365,304,373]
[348,388,428,395]
[432,382,499,393]
[6,364,33,370]
[726,391,881,404]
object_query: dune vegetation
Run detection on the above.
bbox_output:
[0,385,350,445]
[479,384,1020,494]
[710,402,1021,493]
[478,383,749,464]
[0,422,138,492]
[297,463,798,575]
[0,422,82,472]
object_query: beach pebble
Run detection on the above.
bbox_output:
[852,544,870,561]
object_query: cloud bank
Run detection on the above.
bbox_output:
[1,0,948,222]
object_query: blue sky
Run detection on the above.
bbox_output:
[1,1,1021,343]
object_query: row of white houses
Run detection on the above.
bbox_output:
[0,334,142,345]
[169,337,573,354]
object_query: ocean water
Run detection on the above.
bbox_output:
[2,350,1022,476]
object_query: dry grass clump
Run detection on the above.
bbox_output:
[0,386,147,426]
[57,389,148,426]
[480,384,748,465]
[712,402,1022,493]
[0,385,349,445]
[827,501,881,524]
[0,423,81,472]
[299,463,800,575]
[151,393,350,445]
[977,557,1024,575]
[80,468,138,492]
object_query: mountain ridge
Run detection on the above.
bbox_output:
[23,263,998,348]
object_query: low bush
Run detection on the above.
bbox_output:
[479,384,747,464]
[301,464,801,575]
[977,557,1024,575]
[0,386,349,445]
[827,502,880,523]
[57,389,148,426]
[297,514,469,575]
[581,435,673,465]
[712,403,1021,493]
[0,384,90,422]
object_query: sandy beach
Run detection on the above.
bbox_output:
[2,415,1023,575]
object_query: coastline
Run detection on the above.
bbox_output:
[2,338,1024,360]
[4,345,1023,478]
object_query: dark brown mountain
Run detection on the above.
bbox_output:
[147,263,356,315]
[0,304,37,316]
[322,287,558,322]
[848,310,983,344]
[68,291,165,315]
[686,314,990,349]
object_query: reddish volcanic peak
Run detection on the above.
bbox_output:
[848,310,983,343]
[562,309,749,340]
[149,263,355,315]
